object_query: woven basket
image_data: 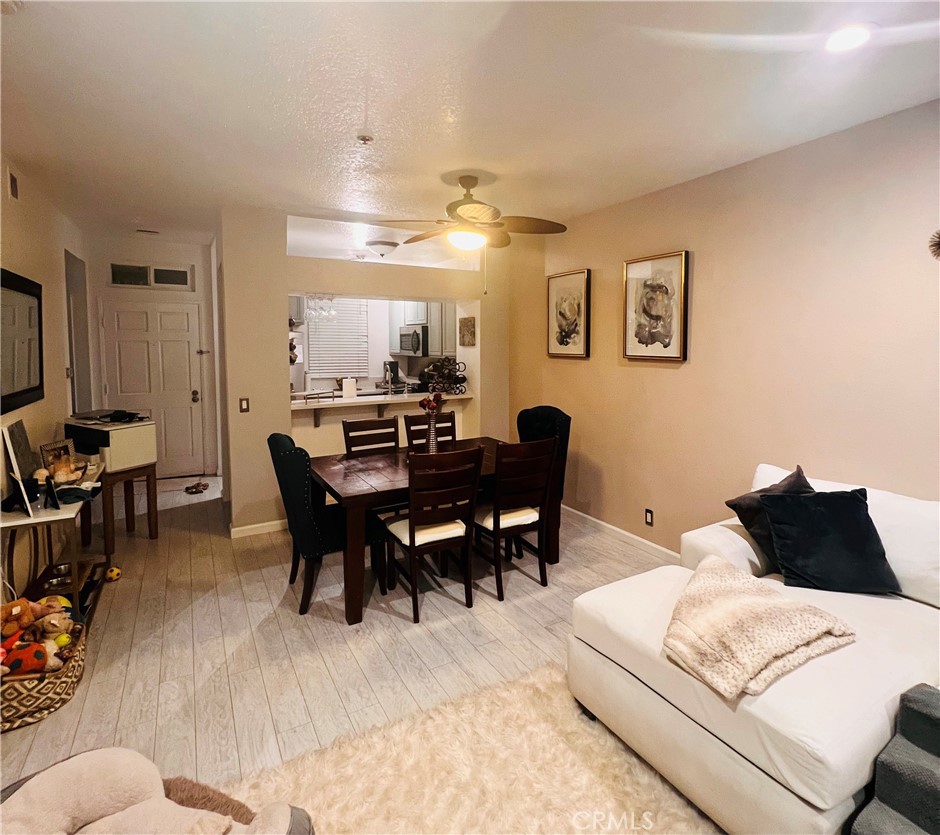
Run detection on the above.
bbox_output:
[1,627,87,732]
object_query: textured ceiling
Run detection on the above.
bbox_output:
[1,2,937,244]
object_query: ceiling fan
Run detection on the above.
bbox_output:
[385,175,567,250]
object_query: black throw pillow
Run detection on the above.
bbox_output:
[725,466,815,571]
[759,488,901,595]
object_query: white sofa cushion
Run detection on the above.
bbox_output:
[572,566,940,810]
[754,464,939,607]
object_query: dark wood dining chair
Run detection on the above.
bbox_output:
[385,446,484,623]
[267,433,388,615]
[403,411,457,450]
[514,405,571,562]
[473,437,557,600]
[342,417,400,457]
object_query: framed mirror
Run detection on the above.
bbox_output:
[1,268,44,414]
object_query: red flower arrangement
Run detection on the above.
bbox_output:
[418,392,445,414]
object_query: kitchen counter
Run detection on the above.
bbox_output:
[291,390,473,427]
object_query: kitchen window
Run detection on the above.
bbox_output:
[306,297,370,377]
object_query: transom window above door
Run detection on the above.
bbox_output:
[110,263,193,290]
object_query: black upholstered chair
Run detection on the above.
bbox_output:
[514,406,572,562]
[267,433,387,615]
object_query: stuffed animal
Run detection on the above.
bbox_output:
[4,641,49,676]
[15,614,74,673]
[1,598,35,638]
[28,597,64,620]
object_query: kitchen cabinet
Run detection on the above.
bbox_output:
[442,302,457,356]
[427,302,442,356]
[388,300,405,353]
[404,301,428,325]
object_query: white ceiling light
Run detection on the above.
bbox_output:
[826,24,872,53]
[365,239,398,257]
[447,229,487,251]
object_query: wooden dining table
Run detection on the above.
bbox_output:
[309,435,562,625]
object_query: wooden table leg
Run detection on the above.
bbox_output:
[546,499,561,565]
[45,526,54,568]
[146,466,158,540]
[102,478,115,557]
[124,479,136,533]
[343,505,366,625]
[80,502,92,547]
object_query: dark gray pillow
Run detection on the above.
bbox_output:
[725,466,814,572]
[759,488,901,595]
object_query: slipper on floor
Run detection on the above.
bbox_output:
[184,484,206,495]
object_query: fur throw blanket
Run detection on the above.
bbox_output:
[664,556,855,699]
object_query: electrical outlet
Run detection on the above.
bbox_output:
[645,508,654,526]
[239,397,250,413]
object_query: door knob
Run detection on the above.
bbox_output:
[192,389,200,403]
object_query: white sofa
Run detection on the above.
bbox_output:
[567,464,939,835]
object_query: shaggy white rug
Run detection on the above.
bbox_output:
[228,664,719,834]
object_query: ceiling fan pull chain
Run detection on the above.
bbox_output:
[483,245,488,296]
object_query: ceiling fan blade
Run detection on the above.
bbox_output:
[375,219,449,229]
[403,228,447,245]
[486,229,511,248]
[500,216,567,234]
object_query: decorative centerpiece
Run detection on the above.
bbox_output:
[418,392,446,453]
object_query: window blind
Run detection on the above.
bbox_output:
[306,298,370,377]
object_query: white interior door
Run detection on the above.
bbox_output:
[102,299,205,477]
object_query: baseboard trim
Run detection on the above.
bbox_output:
[229,519,288,539]
[561,505,679,564]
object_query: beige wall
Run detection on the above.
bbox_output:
[84,234,218,474]
[1,158,86,443]
[219,206,540,531]
[511,102,940,551]
[1,157,87,593]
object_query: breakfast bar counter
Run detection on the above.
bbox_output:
[292,391,473,427]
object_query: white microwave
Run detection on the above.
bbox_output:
[396,326,429,357]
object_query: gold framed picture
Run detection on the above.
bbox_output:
[623,250,689,361]
[547,268,591,359]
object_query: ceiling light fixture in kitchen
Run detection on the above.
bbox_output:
[366,240,398,257]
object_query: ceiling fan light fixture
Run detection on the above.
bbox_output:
[365,239,398,257]
[447,229,487,251]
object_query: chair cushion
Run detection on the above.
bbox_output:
[474,505,540,531]
[386,516,465,547]
[572,566,939,810]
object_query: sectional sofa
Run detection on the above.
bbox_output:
[567,464,939,834]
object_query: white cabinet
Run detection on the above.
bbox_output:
[404,301,428,325]
[388,301,405,353]
[442,302,457,356]
[427,302,442,356]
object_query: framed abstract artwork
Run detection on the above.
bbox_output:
[623,250,689,361]
[547,269,590,359]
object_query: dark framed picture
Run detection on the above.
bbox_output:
[623,250,689,361]
[547,269,590,359]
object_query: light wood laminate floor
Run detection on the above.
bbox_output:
[1,497,670,787]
